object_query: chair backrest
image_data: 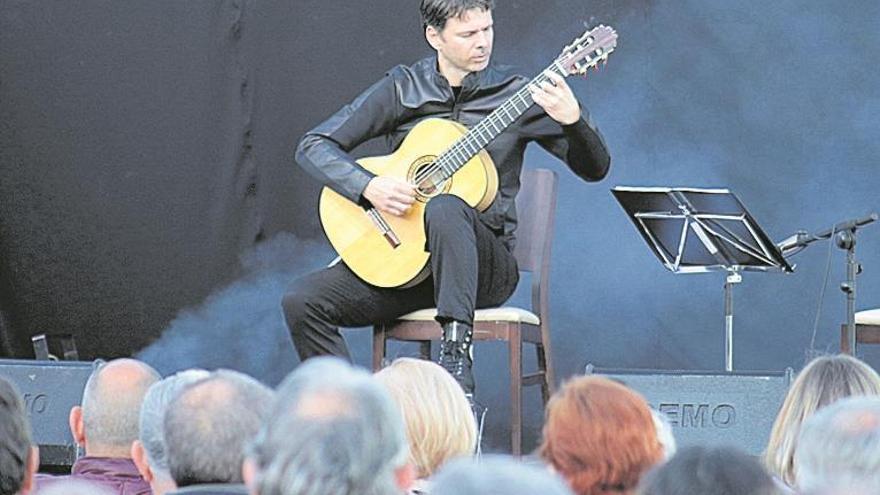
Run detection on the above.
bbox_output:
[512,168,558,317]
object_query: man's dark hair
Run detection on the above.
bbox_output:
[420,0,495,31]
[0,377,32,495]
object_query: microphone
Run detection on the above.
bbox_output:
[776,230,810,256]
[776,213,878,257]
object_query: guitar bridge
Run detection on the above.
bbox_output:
[366,208,401,249]
[383,230,401,248]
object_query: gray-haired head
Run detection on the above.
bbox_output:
[250,357,409,495]
[432,455,573,495]
[164,369,274,487]
[81,359,161,452]
[138,369,211,476]
[795,396,880,493]
[637,445,780,495]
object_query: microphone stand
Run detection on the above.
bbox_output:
[836,222,869,353]
[777,213,878,352]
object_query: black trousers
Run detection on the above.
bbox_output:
[282,195,519,361]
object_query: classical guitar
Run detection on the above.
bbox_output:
[319,25,618,288]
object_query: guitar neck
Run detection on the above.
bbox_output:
[433,62,569,180]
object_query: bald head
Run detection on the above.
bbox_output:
[75,359,160,456]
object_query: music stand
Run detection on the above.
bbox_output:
[612,187,793,371]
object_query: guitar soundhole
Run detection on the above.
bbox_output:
[418,182,438,195]
[410,157,449,201]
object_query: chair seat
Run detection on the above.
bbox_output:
[856,309,880,326]
[397,307,541,326]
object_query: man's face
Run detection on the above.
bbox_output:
[428,8,494,78]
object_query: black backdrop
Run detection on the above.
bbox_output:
[3,0,880,450]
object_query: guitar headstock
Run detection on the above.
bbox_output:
[557,25,617,77]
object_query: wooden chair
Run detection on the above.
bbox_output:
[372,167,559,455]
[840,309,880,354]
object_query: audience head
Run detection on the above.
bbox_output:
[164,369,274,487]
[540,375,663,495]
[70,358,160,458]
[795,396,880,494]
[764,354,880,486]
[131,369,210,495]
[374,357,476,478]
[247,357,411,495]
[637,445,781,495]
[0,377,38,495]
[432,455,573,495]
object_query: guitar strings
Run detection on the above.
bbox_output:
[410,68,560,190]
[412,72,548,186]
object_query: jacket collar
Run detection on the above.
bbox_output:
[71,456,142,478]
[422,55,521,98]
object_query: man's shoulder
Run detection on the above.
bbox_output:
[384,57,434,80]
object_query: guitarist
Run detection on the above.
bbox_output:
[283,0,610,400]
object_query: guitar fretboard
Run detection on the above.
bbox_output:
[416,62,569,186]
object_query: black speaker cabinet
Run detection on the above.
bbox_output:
[585,365,793,455]
[0,359,97,468]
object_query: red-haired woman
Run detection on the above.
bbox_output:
[540,376,663,495]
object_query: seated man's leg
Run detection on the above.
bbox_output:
[282,262,433,362]
[424,195,519,396]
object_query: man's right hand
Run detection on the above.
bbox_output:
[362,176,417,217]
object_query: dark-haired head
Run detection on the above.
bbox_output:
[0,377,37,495]
[420,0,495,31]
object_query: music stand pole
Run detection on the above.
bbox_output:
[724,270,742,372]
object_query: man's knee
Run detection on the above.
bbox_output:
[281,280,319,326]
[424,194,471,223]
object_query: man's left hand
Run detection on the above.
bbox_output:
[528,70,581,126]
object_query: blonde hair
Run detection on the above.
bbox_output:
[764,354,880,486]
[374,358,477,478]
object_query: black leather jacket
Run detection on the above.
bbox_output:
[296,56,611,249]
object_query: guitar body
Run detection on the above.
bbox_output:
[319,118,498,288]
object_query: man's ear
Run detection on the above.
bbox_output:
[242,457,259,495]
[131,440,154,482]
[19,445,39,494]
[69,406,86,447]
[425,25,442,51]
[394,462,416,492]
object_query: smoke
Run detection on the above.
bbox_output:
[137,233,327,385]
[495,0,880,376]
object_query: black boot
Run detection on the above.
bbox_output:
[438,320,475,398]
